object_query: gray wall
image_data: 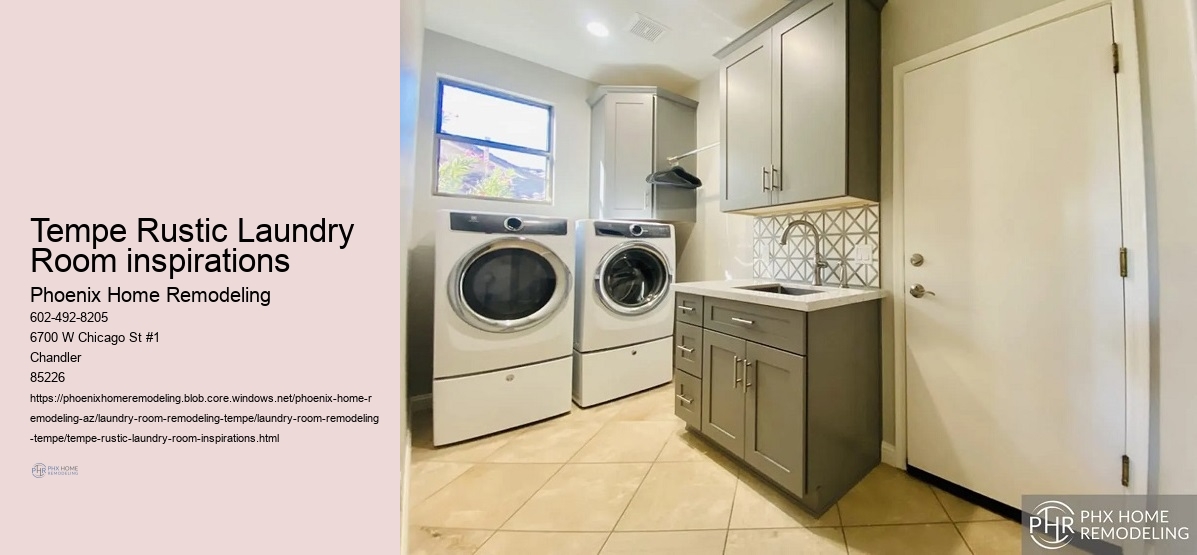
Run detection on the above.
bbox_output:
[407,31,596,397]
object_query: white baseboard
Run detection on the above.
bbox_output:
[881,441,904,469]
[410,393,432,413]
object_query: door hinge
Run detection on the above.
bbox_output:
[1122,455,1130,487]
[1119,247,1128,277]
[1113,43,1121,74]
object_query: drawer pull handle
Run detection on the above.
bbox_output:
[675,393,694,405]
[730,317,755,326]
[734,356,743,387]
[677,305,694,312]
[676,345,694,353]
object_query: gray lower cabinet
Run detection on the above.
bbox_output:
[744,341,806,495]
[674,294,880,516]
[701,330,746,456]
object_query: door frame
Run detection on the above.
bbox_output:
[888,0,1151,499]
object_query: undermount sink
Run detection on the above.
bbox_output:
[735,284,823,296]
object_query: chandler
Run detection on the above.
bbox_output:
[31,352,81,363]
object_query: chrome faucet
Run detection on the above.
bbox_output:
[778,218,843,287]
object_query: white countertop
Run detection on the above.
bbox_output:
[674,278,886,312]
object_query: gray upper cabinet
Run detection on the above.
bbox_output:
[718,0,882,214]
[701,329,746,456]
[589,86,698,222]
[744,341,807,495]
[720,33,773,212]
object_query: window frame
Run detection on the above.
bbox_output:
[433,78,555,204]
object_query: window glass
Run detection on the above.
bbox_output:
[440,84,549,151]
[437,139,549,202]
[435,80,552,202]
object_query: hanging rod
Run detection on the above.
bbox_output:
[666,142,720,165]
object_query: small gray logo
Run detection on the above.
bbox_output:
[32,463,47,478]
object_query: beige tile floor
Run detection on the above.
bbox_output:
[409,385,1022,555]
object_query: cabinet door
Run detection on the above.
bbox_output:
[603,93,656,220]
[701,330,746,456]
[720,33,774,212]
[744,341,807,495]
[773,0,846,204]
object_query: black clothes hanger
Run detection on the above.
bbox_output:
[646,166,702,188]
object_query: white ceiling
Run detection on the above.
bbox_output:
[425,0,792,93]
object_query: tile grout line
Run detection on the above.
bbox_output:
[721,470,741,555]
[952,522,977,555]
[467,530,497,555]
[929,483,977,555]
[596,459,655,554]
[410,463,475,513]
[491,463,570,537]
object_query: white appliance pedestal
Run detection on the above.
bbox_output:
[433,356,572,446]
[572,337,672,408]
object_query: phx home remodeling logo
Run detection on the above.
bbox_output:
[1028,500,1077,550]
[31,463,79,478]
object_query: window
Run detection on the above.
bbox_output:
[434,79,553,202]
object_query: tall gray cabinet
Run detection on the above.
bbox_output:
[719,0,883,214]
[589,86,698,222]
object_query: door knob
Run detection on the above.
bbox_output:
[909,284,935,298]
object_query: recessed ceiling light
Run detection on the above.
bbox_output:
[587,22,610,37]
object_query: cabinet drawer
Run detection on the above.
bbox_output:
[674,322,703,378]
[674,369,702,429]
[675,293,704,326]
[704,297,806,355]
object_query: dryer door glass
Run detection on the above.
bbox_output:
[461,247,557,322]
[598,245,670,315]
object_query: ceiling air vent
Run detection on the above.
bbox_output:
[626,13,670,43]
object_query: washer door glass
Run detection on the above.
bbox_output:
[451,238,570,333]
[598,245,670,315]
[463,248,556,320]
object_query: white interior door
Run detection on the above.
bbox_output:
[903,6,1127,507]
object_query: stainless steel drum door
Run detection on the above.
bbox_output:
[595,242,672,316]
[449,237,571,333]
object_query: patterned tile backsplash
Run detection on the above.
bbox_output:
[753,204,881,288]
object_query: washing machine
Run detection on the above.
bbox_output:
[433,210,574,445]
[573,219,676,407]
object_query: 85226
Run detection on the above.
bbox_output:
[31,371,66,383]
